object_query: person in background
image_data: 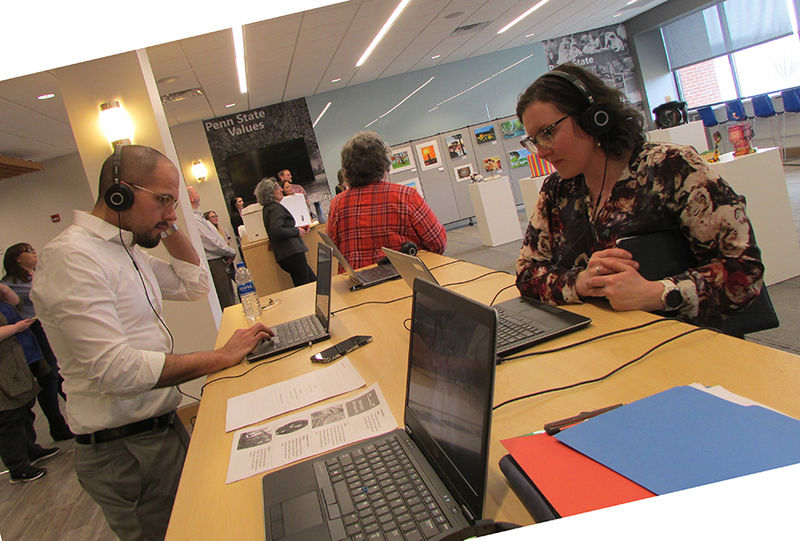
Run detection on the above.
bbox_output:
[31,145,273,540]
[277,168,307,197]
[334,168,348,194]
[187,187,237,309]
[0,283,60,484]
[228,196,246,259]
[204,210,234,248]
[327,131,447,269]
[2,243,73,441]
[254,177,316,287]
[514,63,763,328]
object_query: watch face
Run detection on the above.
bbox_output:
[665,288,682,309]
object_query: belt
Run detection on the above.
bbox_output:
[75,412,175,445]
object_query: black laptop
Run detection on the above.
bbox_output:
[261,278,498,540]
[318,231,400,290]
[246,243,333,362]
[383,247,591,360]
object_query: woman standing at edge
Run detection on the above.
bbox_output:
[514,63,764,329]
[3,243,73,440]
[254,177,316,287]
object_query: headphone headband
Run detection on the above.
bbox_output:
[104,144,135,211]
[541,70,594,104]
[538,69,611,136]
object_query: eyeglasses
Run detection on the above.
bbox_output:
[22,247,36,254]
[128,183,179,209]
[520,115,570,153]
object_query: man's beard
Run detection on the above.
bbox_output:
[135,233,161,249]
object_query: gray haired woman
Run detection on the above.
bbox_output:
[254,177,316,286]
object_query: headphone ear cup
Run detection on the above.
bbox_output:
[105,182,135,211]
[581,104,612,136]
[400,241,418,256]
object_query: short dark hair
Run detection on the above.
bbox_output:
[97,145,170,204]
[340,132,391,187]
[516,63,645,159]
[2,243,32,282]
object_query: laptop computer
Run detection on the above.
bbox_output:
[382,247,592,360]
[261,278,498,541]
[318,231,400,290]
[245,243,333,362]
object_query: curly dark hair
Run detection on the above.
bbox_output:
[340,132,391,187]
[3,242,33,282]
[516,63,645,159]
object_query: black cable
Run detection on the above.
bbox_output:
[200,344,312,396]
[442,270,507,288]
[499,317,680,362]
[176,386,201,402]
[402,318,412,332]
[493,326,714,411]
[331,295,411,316]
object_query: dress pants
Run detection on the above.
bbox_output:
[207,257,236,308]
[277,252,317,287]
[0,401,40,475]
[75,419,190,541]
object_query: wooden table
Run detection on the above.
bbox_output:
[166,253,800,540]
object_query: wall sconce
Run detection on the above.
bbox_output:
[192,160,208,182]
[99,100,134,148]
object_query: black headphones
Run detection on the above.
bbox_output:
[104,144,136,211]
[541,70,612,137]
[400,241,418,256]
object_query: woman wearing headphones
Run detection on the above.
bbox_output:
[514,63,764,329]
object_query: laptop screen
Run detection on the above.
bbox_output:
[315,243,332,328]
[405,278,497,519]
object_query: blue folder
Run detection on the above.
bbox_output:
[555,386,800,495]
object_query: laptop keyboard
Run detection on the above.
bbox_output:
[312,435,453,540]
[495,307,546,349]
[357,264,397,283]
[272,316,324,347]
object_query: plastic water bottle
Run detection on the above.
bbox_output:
[235,262,261,322]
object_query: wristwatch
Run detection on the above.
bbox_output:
[659,279,682,311]
[160,223,179,238]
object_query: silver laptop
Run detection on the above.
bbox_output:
[246,243,333,362]
[318,231,400,290]
[262,279,498,541]
[382,247,592,360]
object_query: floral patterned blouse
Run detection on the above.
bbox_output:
[515,143,764,327]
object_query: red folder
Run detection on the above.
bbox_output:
[501,433,655,517]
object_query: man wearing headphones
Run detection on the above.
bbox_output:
[514,63,764,329]
[31,145,273,540]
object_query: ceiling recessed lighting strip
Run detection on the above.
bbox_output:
[428,54,534,112]
[232,25,247,94]
[356,0,412,67]
[364,75,435,128]
[313,101,332,128]
[497,0,551,34]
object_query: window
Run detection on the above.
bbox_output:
[662,0,799,107]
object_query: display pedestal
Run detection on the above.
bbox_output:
[647,120,709,152]
[468,176,523,247]
[519,176,548,222]
[708,147,800,285]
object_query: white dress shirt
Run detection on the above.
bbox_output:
[193,209,236,259]
[30,211,210,434]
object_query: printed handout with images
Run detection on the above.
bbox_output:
[225,383,397,483]
[225,357,366,432]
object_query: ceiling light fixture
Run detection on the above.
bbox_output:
[525,33,535,38]
[313,102,332,128]
[430,54,534,110]
[37,93,56,100]
[331,78,342,83]
[431,55,441,60]
[225,103,236,108]
[99,100,134,149]
[497,0,551,34]
[364,75,435,128]
[232,25,247,94]
[356,0,411,67]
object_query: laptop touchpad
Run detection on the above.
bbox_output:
[283,491,324,533]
